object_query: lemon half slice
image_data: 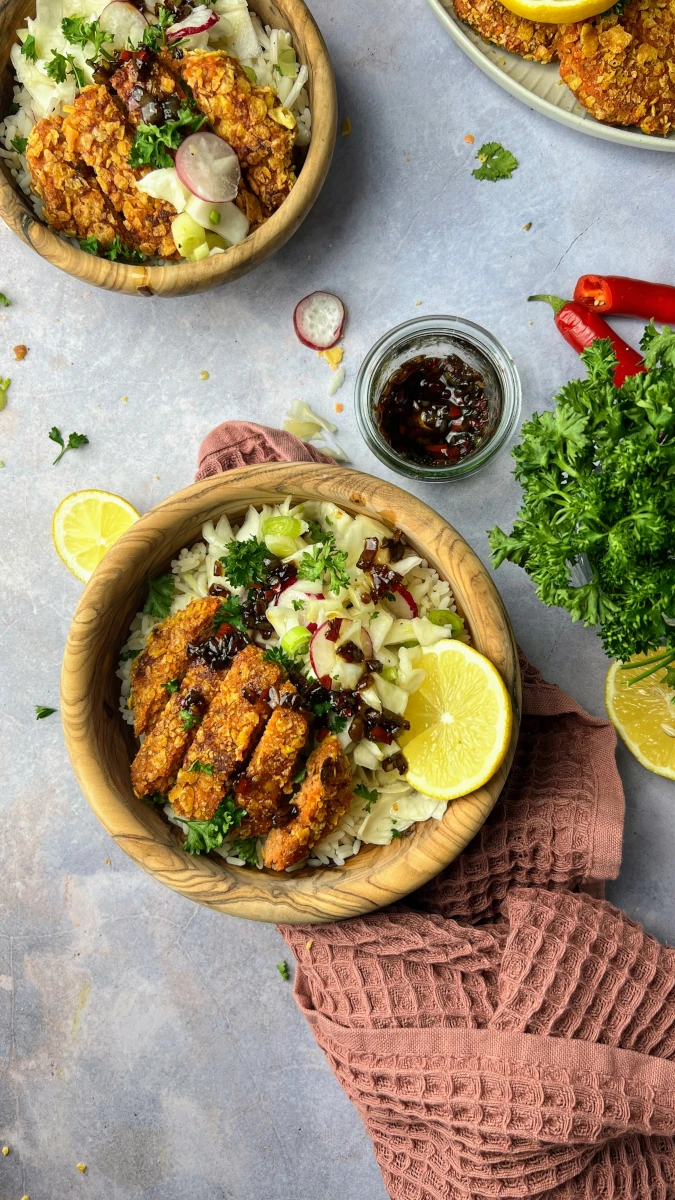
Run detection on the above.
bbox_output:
[53,489,139,583]
[499,0,612,22]
[401,639,512,801]
[605,656,675,780]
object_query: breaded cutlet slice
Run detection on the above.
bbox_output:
[236,682,309,838]
[262,736,353,871]
[453,0,558,63]
[169,645,285,822]
[61,85,180,257]
[557,1,675,137]
[164,50,296,211]
[130,661,222,798]
[129,595,221,736]
[26,116,126,247]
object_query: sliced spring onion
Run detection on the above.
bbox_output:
[205,232,229,252]
[171,211,207,259]
[242,65,257,83]
[381,666,398,683]
[189,241,210,262]
[281,626,311,657]
[209,209,221,225]
[428,609,464,633]
[265,534,299,558]
[261,516,303,539]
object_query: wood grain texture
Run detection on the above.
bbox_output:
[0,0,336,296]
[61,464,521,923]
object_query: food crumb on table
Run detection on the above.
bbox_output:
[341,117,351,136]
[104,858,111,865]
[318,346,343,369]
[464,133,474,143]
[334,402,343,413]
[1,1146,8,1155]
[415,300,422,306]
[13,344,27,360]
[523,222,532,231]
[200,371,210,381]
[77,1163,87,1173]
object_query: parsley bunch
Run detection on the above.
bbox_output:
[45,49,85,87]
[61,16,114,63]
[218,537,270,588]
[143,574,175,619]
[181,795,246,855]
[128,103,206,170]
[489,326,675,674]
[298,528,349,595]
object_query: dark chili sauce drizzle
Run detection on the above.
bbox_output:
[376,354,490,466]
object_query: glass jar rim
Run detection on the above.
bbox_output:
[354,314,522,481]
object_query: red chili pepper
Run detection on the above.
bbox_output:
[574,274,675,324]
[528,294,645,387]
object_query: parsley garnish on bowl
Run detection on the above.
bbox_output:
[489,325,675,677]
[128,104,206,170]
[143,573,175,620]
[180,795,245,855]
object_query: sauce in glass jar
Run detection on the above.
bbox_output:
[375,354,490,467]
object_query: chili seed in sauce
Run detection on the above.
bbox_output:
[376,354,490,466]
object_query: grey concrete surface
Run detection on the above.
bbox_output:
[1,0,674,1195]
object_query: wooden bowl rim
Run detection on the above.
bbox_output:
[0,0,337,296]
[61,463,521,923]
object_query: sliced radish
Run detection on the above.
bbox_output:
[381,584,418,620]
[309,618,343,681]
[166,4,219,41]
[360,627,374,660]
[175,132,240,203]
[294,291,345,350]
[99,1,148,49]
[272,576,299,605]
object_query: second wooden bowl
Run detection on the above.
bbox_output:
[0,0,337,296]
[61,464,521,923]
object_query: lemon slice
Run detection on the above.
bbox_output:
[400,639,512,801]
[605,656,675,780]
[498,0,612,22]
[53,489,140,583]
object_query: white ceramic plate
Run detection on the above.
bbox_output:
[426,0,675,153]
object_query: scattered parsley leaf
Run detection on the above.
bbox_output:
[79,236,100,255]
[181,795,245,854]
[0,378,10,411]
[293,764,307,784]
[188,759,213,775]
[391,827,403,839]
[354,783,378,812]
[263,645,301,672]
[0,293,9,307]
[369,611,380,621]
[45,50,84,87]
[298,531,349,595]
[128,102,206,169]
[163,677,180,695]
[61,15,113,61]
[213,593,245,631]
[326,711,347,733]
[489,329,675,671]
[119,648,140,661]
[180,710,198,731]
[219,537,269,588]
[48,426,89,464]
[79,235,146,263]
[35,705,57,719]
[229,836,259,864]
[472,142,518,182]
[141,4,175,50]
[146,792,166,806]
[143,573,175,619]
[11,136,27,155]
[292,598,305,611]
[277,961,290,981]
[21,34,38,61]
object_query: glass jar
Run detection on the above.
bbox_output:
[354,315,522,482]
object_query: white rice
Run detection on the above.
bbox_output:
[0,0,311,242]
[117,498,466,870]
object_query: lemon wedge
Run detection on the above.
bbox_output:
[400,639,512,801]
[53,489,139,583]
[605,656,675,780]
[498,0,611,22]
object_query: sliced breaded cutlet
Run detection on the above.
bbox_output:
[169,645,284,822]
[453,0,558,63]
[130,661,223,798]
[164,50,296,211]
[61,85,180,257]
[263,736,353,871]
[26,117,126,247]
[236,681,309,838]
[129,595,221,736]
[557,1,675,137]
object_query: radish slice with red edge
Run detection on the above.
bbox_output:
[175,132,240,203]
[381,584,418,620]
[99,1,147,49]
[360,627,374,660]
[166,5,218,42]
[309,619,344,681]
[294,291,345,350]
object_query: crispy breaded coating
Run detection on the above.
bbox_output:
[235,178,272,230]
[61,85,179,257]
[129,596,221,736]
[26,116,125,247]
[453,0,558,63]
[169,645,284,822]
[557,0,675,136]
[262,736,353,871]
[110,57,187,126]
[130,661,222,798]
[165,50,296,211]
[236,682,309,837]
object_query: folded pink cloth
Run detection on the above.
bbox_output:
[195,420,332,481]
[198,421,675,1199]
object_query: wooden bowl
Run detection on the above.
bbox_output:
[61,464,521,923]
[0,0,336,297]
